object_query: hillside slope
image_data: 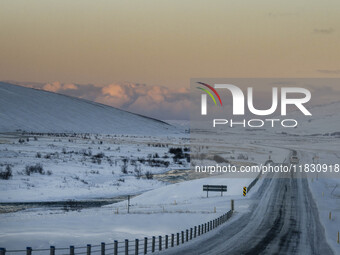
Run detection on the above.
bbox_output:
[0,82,178,135]
[273,100,340,136]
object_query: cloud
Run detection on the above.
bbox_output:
[97,82,190,119]
[266,12,298,18]
[313,28,334,34]
[17,81,190,120]
[43,82,78,92]
[317,69,340,74]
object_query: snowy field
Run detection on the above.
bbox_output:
[1,129,339,253]
[0,176,260,251]
[0,132,189,202]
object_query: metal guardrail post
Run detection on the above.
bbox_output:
[186,230,188,242]
[50,246,55,255]
[87,244,91,255]
[114,241,118,255]
[101,242,105,255]
[181,231,184,244]
[165,235,168,249]
[198,225,201,236]
[125,240,128,255]
[194,226,197,238]
[190,228,192,240]
[176,233,179,246]
[70,245,75,255]
[152,237,155,252]
[144,237,147,255]
[171,234,174,247]
[159,236,162,251]
[26,247,32,255]
[135,239,139,255]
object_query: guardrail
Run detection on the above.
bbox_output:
[0,209,233,255]
[247,170,262,192]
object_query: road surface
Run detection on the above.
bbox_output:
[162,151,334,255]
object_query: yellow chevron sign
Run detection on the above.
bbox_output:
[243,187,247,196]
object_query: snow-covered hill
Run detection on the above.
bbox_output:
[273,100,340,136]
[0,82,179,135]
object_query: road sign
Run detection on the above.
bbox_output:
[243,187,247,196]
[203,185,227,197]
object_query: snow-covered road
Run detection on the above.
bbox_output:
[162,152,334,255]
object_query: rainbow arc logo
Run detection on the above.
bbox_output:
[196,82,223,106]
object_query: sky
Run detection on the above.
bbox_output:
[0,0,340,119]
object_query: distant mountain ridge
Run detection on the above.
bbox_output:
[0,82,179,135]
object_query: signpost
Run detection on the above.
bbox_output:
[203,185,227,197]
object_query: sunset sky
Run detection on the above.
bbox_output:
[1,0,339,119]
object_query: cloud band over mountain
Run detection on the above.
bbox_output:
[18,82,190,120]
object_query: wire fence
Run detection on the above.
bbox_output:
[0,209,234,255]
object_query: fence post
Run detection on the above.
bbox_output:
[50,246,55,255]
[159,236,162,251]
[186,230,188,242]
[144,237,147,254]
[210,221,213,230]
[176,233,179,246]
[194,226,197,238]
[204,223,207,233]
[0,248,5,255]
[171,234,174,247]
[125,239,129,255]
[198,225,201,236]
[181,231,184,244]
[87,244,91,255]
[26,247,32,255]
[165,235,168,249]
[231,199,234,211]
[70,246,75,255]
[135,239,139,255]
[114,241,118,255]
[190,228,193,240]
[101,242,105,255]
[152,236,155,252]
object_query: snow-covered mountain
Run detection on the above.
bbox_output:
[0,82,179,135]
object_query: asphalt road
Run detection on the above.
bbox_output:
[162,152,334,255]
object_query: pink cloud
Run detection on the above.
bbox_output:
[16,81,190,120]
